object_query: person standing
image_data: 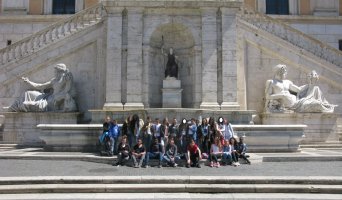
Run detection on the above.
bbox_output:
[142,116,153,153]
[109,119,120,155]
[197,118,209,154]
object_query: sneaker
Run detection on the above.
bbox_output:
[210,162,214,167]
[196,164,201,168]
[144,165,149,168]
[134,164,139,168]
[173,163,178,167]
[186,164,190,168]
[236,162,240,166]
[158,165,162,168]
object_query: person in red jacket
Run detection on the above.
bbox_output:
[186,139,202,168]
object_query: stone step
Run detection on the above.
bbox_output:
[0,183,341,194]
[300,142,342,149]
[0,193,342,200]
[1,176,342,185]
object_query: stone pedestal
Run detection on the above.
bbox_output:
[162,78,183,108]
[261,113,339,143]
[232,125,306,152]
[0,112,81,146]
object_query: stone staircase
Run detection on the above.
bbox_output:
[0,4,104,66]
[237,7,342,68]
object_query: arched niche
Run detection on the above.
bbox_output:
[148,23,195,108]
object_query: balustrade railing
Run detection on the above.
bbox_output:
[238,7,342,67]
[0,3,104,65]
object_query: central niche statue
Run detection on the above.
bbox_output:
[161,47,178,79]
[7,63,77,112]
[265,64,337,113]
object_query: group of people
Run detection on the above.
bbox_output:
[98,115,251,168]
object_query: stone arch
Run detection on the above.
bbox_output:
[148,23,196,108]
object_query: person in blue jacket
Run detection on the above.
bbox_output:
[109,119,120,155]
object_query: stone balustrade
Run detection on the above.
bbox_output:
[0,4,104,65]
[238,7,342,67]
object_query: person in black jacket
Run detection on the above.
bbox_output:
[145,138,164,168]
[114,135,130,167]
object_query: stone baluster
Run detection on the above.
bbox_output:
[5,49,9,63]
[67,21,72,33]
[0,52,3,64]
[79,16,84,28]
[42,31,47,45]
[54,27,59,40]
[23,41,28,55]
[61,23,65,36]
[16,45,22,59]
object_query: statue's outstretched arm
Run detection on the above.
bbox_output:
[21,77,52,90]
[289,82,301,93]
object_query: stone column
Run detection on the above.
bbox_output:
[103,8,124,110]
[193,46,202,108]
[220,7,240,110]
[125,8,144,110]
[200,8,220,110]
[142,45,150,108]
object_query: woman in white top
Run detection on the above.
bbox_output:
[210,137,223,168]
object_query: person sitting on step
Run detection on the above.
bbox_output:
[237,136,251,164]
[114,135,130,167]
[222,139,233,166]
[209,137,223,168]
[131,138,146,168]
[145,138,164,168]
[186,138,202,168]
[229,137,240,167]
[163,138,179,167]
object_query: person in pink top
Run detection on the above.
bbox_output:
[210,137,223,168]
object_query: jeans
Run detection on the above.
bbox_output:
[222,153,233,164]
[127,131,135,148]
[231,151,239,162]
[210,153,222,163]
[163,154,180,166]
[110,137,118,155]
[143,134,152,153]
[146,152,163,166]
[132,154,145,167]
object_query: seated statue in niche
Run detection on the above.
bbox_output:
[292,70,337,113]
[161,46,179,79]
[7,63,77,112]
[264,64,300,112]
[265,64,337,113]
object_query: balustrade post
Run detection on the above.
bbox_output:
[55,27,59,39]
